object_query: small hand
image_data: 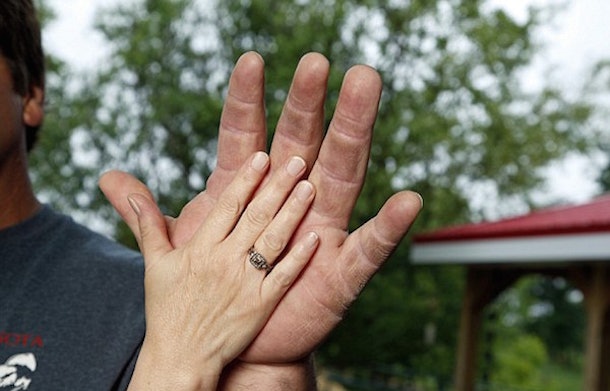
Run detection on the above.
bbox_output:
[125,153,319,390]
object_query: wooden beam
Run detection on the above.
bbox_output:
[581,264,610,391]
[454,266,521,391]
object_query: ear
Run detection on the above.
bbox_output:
[22,86,44,128]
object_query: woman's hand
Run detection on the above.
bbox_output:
[125,152,318,390]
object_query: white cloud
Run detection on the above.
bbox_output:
[43,0,125,70]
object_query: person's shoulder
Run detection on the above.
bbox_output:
[48,209,145,312]
[70,221,142,267]
[42,206,143,271]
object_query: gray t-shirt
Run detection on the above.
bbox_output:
[0,206,145,390]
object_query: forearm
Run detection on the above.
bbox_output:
[218,356,317,391]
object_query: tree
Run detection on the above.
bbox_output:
[587,60,610,194]
[32,0,228,244]
[525,277,585,364]
[33,0,601,384]
[600,165,610,191]
[491,333,550,390]
[489,275,584,364]
[484,275,584,389]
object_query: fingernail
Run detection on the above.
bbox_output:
[304,232,320,249]
[127,195,141,216]
[415,192,424,208]
[251,152,269,171]
[295,181,314,201]
[286,156,306,176]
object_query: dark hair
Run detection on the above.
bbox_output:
[0,0,45,151]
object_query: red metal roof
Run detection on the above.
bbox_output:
[415,194,610,243]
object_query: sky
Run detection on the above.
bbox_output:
[42,0,610,208]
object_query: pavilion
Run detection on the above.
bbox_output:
[411,194,610,391]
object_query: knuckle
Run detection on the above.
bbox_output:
[244,204,272,227]
[217,195,242,219]
[260,231,285,254]
[267,269,293,290]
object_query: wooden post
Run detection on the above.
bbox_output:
[601,307,610,391]
[454,270,483,391]
[582,264,610,391]
[454,267,521,391]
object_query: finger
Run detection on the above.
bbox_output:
[171,52,268,248]
[262,231,320,302]
[229,156,307,246]
[127,193,174,264]
[99,170,156,240]
[195,152,270,245]
[250,180,315,268]
[269,52,330,174]
[205,51,268,202]
[307,65,383,229]
[340,191,423,293]
[128,53,327,249]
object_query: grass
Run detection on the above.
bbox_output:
[538,361,582,391]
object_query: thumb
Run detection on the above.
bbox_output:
[343,190,423,290]
[99,170,157,241]
[127,193,173,264]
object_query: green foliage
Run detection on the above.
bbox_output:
[481,276,585,390]
[319,261,463,382]
[491,333,550,389]
[33,0,229,242]
[539,362,583,391]
[488,276,585,367]
[600,164,610,191]
[587,60,610,193]
[33,0,602,383]
[30,1,97,218]
[33,0,55,25]
[523,277,585,364]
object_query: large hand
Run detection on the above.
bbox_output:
[100,50,422,369]
[240,61,422,362]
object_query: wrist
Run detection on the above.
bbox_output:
[128,337,222,391]
[218,356,317,391]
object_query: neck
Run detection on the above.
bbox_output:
[0,149,40,230]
